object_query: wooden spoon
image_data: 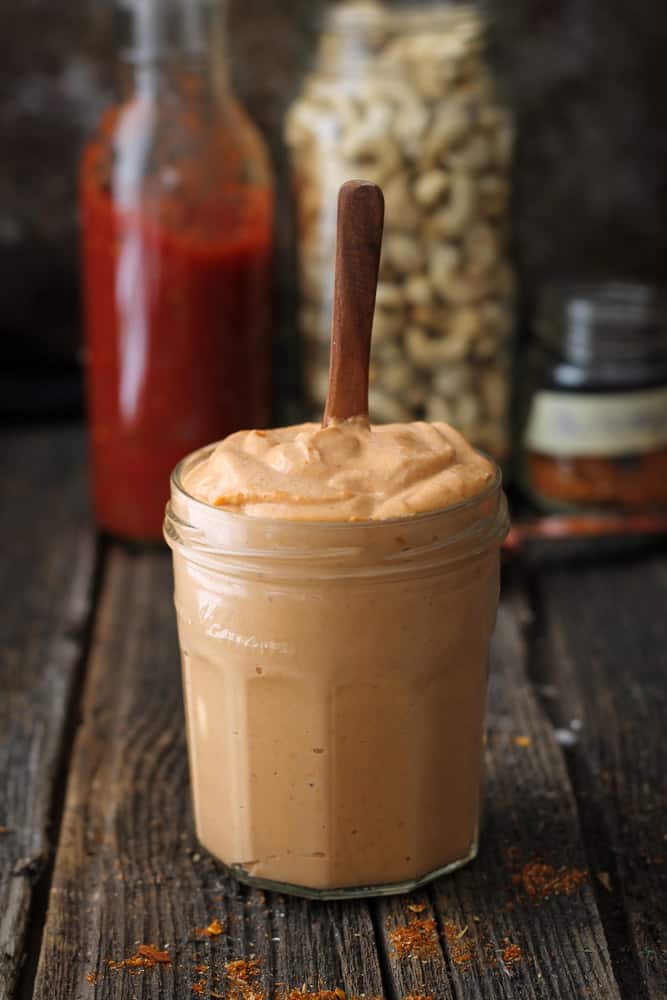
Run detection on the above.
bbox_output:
[323,180,385,426]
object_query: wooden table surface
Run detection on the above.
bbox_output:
[1,426,665,1000]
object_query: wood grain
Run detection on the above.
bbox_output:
[323,180,384,425]
[533,552,667,1000]
[13,429,662,1000]
[0,427,96,999]
[32,548,385,1000]
[375,591,621,999]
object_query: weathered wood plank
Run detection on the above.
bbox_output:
[0,427,96,999]
[32,549,385,1000]
[374,592,621,1000]
[533,552,667,1000]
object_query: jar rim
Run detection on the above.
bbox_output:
[164,442,508,579]
[315,0,486,79]
[168,439,504,532]
[324,0,483,33]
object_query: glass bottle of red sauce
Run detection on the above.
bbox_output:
[80,0,273,540]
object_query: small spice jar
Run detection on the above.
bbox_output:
[165,443,508,898]
[520,283,667,512]
[285,0,515,462]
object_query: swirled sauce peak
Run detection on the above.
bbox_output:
[183,418,494,521]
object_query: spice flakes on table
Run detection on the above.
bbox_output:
[226,957,261,983]
[388,917,439,959]
[195,917,226,937]
[502,942,522,967]
[443,921,472,967]
[513,861,587,899]
[107,943,171,972]
[277,991,355,1000]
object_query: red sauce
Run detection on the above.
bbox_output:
[80,127,272,540]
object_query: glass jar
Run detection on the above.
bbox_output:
[520,282,667,512]
[285,0,515,461]
[80,0,273,541]
[164,443,508,899]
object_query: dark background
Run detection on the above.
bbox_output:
[2,0,667,415]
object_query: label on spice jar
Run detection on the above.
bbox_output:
[524,387,667,457]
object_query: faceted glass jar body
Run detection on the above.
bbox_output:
[286,1,515,463]
[165,444,509,898]
[80,0,273,541]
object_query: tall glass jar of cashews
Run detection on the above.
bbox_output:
[286,0,515,463]
[165,433,509,899]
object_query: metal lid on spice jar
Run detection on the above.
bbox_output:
[536,281,667,370]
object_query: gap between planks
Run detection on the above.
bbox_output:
[15,538,107,1000]
[371,576,621,1000]
[0,427,97,1000]
[518,548,667,1000]
[31,548,386,1000]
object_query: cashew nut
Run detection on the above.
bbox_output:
[429,243,460,297]
[372,307,404,344]
[478,176,509,218]
[481,367,508,419]
[425,395,457,424]
[368,387,413,423]
[375,281,404,310]
[423,101,470,160]
[413,169,450,207]
[405,324,469,367]
[429,173,475,236]
[466,223,499,276]
[383,233,424,273]
[403,274,433,306]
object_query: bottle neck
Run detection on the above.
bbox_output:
[118,0,229,100]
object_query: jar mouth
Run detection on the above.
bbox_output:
[169,440,504,531]
[324,1,483,34]
[314,0,485,80]
[164,442,508,579]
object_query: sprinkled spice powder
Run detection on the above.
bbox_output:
[402,994,434,1000]
[502,943,522,966]
[513,862,587,899]
[443,922,472,967]
[388,918,439,959]
[195,917,225,937]
[278,991,352,1000]
[226,957,261,982]
[107,943,171,972]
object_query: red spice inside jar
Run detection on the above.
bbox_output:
[527,448,667,510]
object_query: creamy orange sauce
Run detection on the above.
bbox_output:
[184,418,494,520]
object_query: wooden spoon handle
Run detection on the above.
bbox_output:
[323,180,385,426]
